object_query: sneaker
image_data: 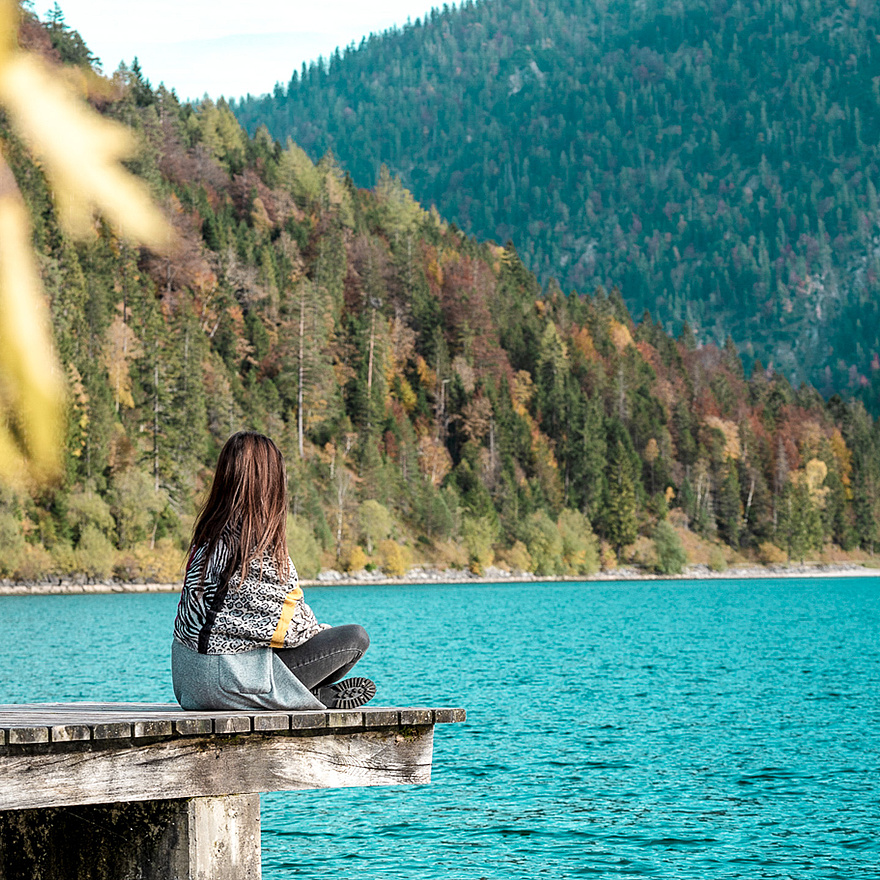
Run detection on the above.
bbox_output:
[312,677,376,709]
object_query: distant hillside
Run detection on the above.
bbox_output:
[233,0,880,407]
[1,4,878,585]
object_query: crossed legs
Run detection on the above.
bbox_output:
[274,624,370,690]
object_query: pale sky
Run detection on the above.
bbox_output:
[50,1,450,101]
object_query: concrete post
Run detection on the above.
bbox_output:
[188,794,262,880]
[0,793,261,880]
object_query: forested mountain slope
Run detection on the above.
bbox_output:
[0,6,878,584]
[233,0,880,406]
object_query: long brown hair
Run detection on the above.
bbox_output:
[190,431,290,585]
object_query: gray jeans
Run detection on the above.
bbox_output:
[273,624,370,690]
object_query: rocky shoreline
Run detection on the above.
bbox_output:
[0,562,876,596]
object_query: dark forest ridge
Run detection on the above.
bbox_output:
[233,0,880,405]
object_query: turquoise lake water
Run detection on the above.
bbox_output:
[2,577,879,878]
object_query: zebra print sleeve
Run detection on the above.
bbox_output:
[172,539,232,652]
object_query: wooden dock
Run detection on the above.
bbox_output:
[0,702,465,880]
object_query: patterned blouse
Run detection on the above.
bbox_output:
[173,539,325,654]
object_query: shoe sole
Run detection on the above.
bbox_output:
[315,677,376,709]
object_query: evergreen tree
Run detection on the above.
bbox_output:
[716,461,742,547]
[602,439,639,557]
[779,481,823,563]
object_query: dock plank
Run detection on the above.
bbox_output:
[213,716,251,734]
[51,725,91,743]
[433,707,467,723]
[133,720,173,738]
[289,711,327,731]
[327,710,363,728]
[252,714,289,732]
[0,726,436,810]
[7,727,49,745]
[0,702,465,749]
[363,708,399,727]
[93,722,132,740]
[400,708,433,726]
[174,718,212,736]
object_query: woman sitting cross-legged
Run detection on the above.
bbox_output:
[172,430,375,712]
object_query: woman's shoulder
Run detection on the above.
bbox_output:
[186,531,237,582]
[243,550,293,581]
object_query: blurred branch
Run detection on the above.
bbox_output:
[0,0,173,485]
[0,155,63,482]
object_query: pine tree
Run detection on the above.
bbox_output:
[779,481,822,563]
[716,460,742,547]
[602,439,638,556]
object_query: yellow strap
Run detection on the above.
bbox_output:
[270,586,303,648]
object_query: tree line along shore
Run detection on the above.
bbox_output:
[0,7,879,587]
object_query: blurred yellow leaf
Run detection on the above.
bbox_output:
[0,160,65,483]
[0,0,173,484]
[0,54,170,248]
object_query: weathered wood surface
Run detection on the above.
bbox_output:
[0,702,465,812]
[0,726,436,810]
[0,702,465,745]
[0,793,261,880]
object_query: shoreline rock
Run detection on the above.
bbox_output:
[0,562,876,595]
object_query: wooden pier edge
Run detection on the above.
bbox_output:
[0,703,465,880]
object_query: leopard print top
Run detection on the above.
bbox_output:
[173,538,325,654]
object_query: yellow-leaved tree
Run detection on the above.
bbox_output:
[0,0,170,484]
